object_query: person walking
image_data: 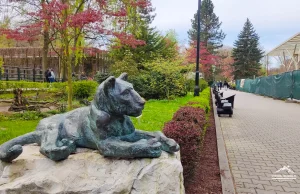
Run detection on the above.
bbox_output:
[218,81,221,90]
[49,69,55,83]
[44,69,50,83]
[80,72,87,80]
[224,80,228,91]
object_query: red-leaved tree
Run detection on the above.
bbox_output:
[0,0,150,108]
[185,41,218,80]
[219,56,234,81]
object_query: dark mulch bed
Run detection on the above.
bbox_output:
[185,100,222,194]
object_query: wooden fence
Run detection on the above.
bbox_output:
[0,47,112,81]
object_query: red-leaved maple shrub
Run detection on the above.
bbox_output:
[172,107,206,130]
[163,120,202,181]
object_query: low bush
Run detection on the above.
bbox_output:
[230,83,236,90]
[72,81,98,99]
[113,58,189,100]
[0,81,67,92]
[187,88,211,113]
[0,111,47,121]
[172,106,206,129]
[162,88,211,181]
[94,72,112,84]
[185,78,208,92]
[0,80,99,100]
[130,71,187,100]
[163,120,201,180]
[200,79,209,91]
[0,81,45,91]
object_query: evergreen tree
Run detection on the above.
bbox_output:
[232,18,264,79]
[187,0,225,52]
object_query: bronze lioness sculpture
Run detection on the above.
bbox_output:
[0,73,179,162]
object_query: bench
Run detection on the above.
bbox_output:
[215,93,235,117]
[215,94,235,108]
[215,95,233,117]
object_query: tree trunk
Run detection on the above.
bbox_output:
[41,0,49,79]
[62,0,72,109]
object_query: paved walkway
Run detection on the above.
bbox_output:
[219,89,300,194]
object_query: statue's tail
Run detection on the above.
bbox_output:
[0,131,41,162]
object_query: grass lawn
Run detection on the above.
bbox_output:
[0,120,39,144]
[0,93,197,143]
[131,93,194,131]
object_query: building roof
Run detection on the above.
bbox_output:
[267,33,300,56]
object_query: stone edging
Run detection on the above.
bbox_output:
[211,89,236,194]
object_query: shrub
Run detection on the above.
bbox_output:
[130,71,187,100]
[185,78,208,92]
[111,58,188,100]
[0,81,45,91]
[172,107,206,130]
[129,73,159,99]
[162,88,211,181]
[0,81,67,92]
[0,111,48,121]
[185,79,194,92]
[230,83,236,90]
[163,120,201,180]
[72,81,98,99]
[94,72,112,84]
[188,88,211,113]
[200,79,208,91]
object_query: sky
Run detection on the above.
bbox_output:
[151,0,300,54]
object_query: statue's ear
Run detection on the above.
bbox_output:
[118,72,128,81]
[103,76,116,94]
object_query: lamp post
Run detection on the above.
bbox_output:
[194,0,201,96]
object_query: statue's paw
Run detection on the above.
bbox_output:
[60,139,76,153]
[147,138,159,145]
[40,146,71,161]
[1,145,23,162]
[145,142,162,158]
[162,138,180,153]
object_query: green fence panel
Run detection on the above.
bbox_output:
[244,79,252,93]
[254,77,263,95]
[292,70,300,100]
[250,78,259,94]
[272,72,292,99]
[236,71,293,99]
[236,80,241,90]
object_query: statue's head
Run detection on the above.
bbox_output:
[95,73,146,117]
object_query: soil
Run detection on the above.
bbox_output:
[184,99,222,194]
[0,102,10,113]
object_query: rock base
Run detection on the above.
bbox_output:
[0,145,184,194]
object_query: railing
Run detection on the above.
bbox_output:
[0,66,44,82]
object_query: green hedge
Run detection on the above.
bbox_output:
[0,81,46,90]
[0,80,98,99]
[0,81,68,91]
[187,88,211,114]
